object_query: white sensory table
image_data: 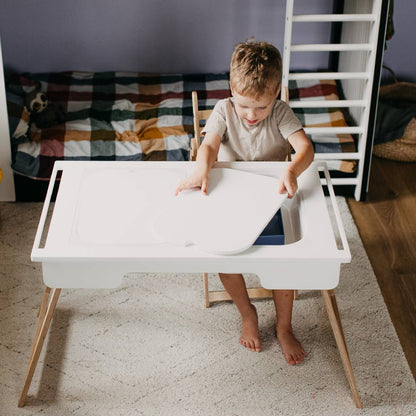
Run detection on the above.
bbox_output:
[18,160,363,408]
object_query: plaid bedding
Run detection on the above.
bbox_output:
[6,72,356,180]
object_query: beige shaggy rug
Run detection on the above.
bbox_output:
[0,198,415,415]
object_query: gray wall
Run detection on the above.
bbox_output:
[0,0,413,81]
[382,0,416,82]
[0,0,331,73]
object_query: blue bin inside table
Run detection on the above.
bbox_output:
[253,210,285,245]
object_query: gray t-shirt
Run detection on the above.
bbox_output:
[202,97,303,161]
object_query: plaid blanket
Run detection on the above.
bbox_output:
[6,72,356,180]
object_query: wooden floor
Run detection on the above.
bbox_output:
[347,156,416,381]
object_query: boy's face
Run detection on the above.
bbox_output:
[232,87,280,126]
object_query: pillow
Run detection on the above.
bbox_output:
[6,91,30,144]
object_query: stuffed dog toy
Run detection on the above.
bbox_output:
[25,87,66,129]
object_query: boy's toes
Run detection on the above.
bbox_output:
[293,351,306,365]
[285,353,296,366]
[241,339,251,350]
[240,337,261,352]
[248,341,256,351]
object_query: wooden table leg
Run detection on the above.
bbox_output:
[202,273,210,308]
[29,287,52,358]
[321,289,363,408]
[18,287,62,407]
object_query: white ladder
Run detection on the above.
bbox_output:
[281,0,383,200]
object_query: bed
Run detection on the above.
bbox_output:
[5,70,357,200]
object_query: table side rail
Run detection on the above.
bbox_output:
[31,165,60,260]
[318,162,351,262]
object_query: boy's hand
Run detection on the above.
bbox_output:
[278,168,298,198]
[174,170,209,195]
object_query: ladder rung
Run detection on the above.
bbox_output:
[304,127,363,134]
[292,14,376,23]
[315,152,360,160]
[288,72,369,80]
[291,44,372,52]
[290,100,365,108]
[320,177,359,186]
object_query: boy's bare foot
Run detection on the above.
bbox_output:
[239,304,261,352]
[276,326,306,365]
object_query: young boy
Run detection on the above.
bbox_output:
[175,40,314,365]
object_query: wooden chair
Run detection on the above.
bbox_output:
[190,91,212,162]
[191,89,296,307]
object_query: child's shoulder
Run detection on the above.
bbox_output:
[212,97,234,115]
[271,99,296,117]
[273,99,290,110]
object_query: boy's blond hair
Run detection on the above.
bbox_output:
[230,40,282,99]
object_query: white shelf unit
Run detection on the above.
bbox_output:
[282,0,389,201]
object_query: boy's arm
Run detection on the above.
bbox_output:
[175,132,222,195]
[279,129,314,198]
